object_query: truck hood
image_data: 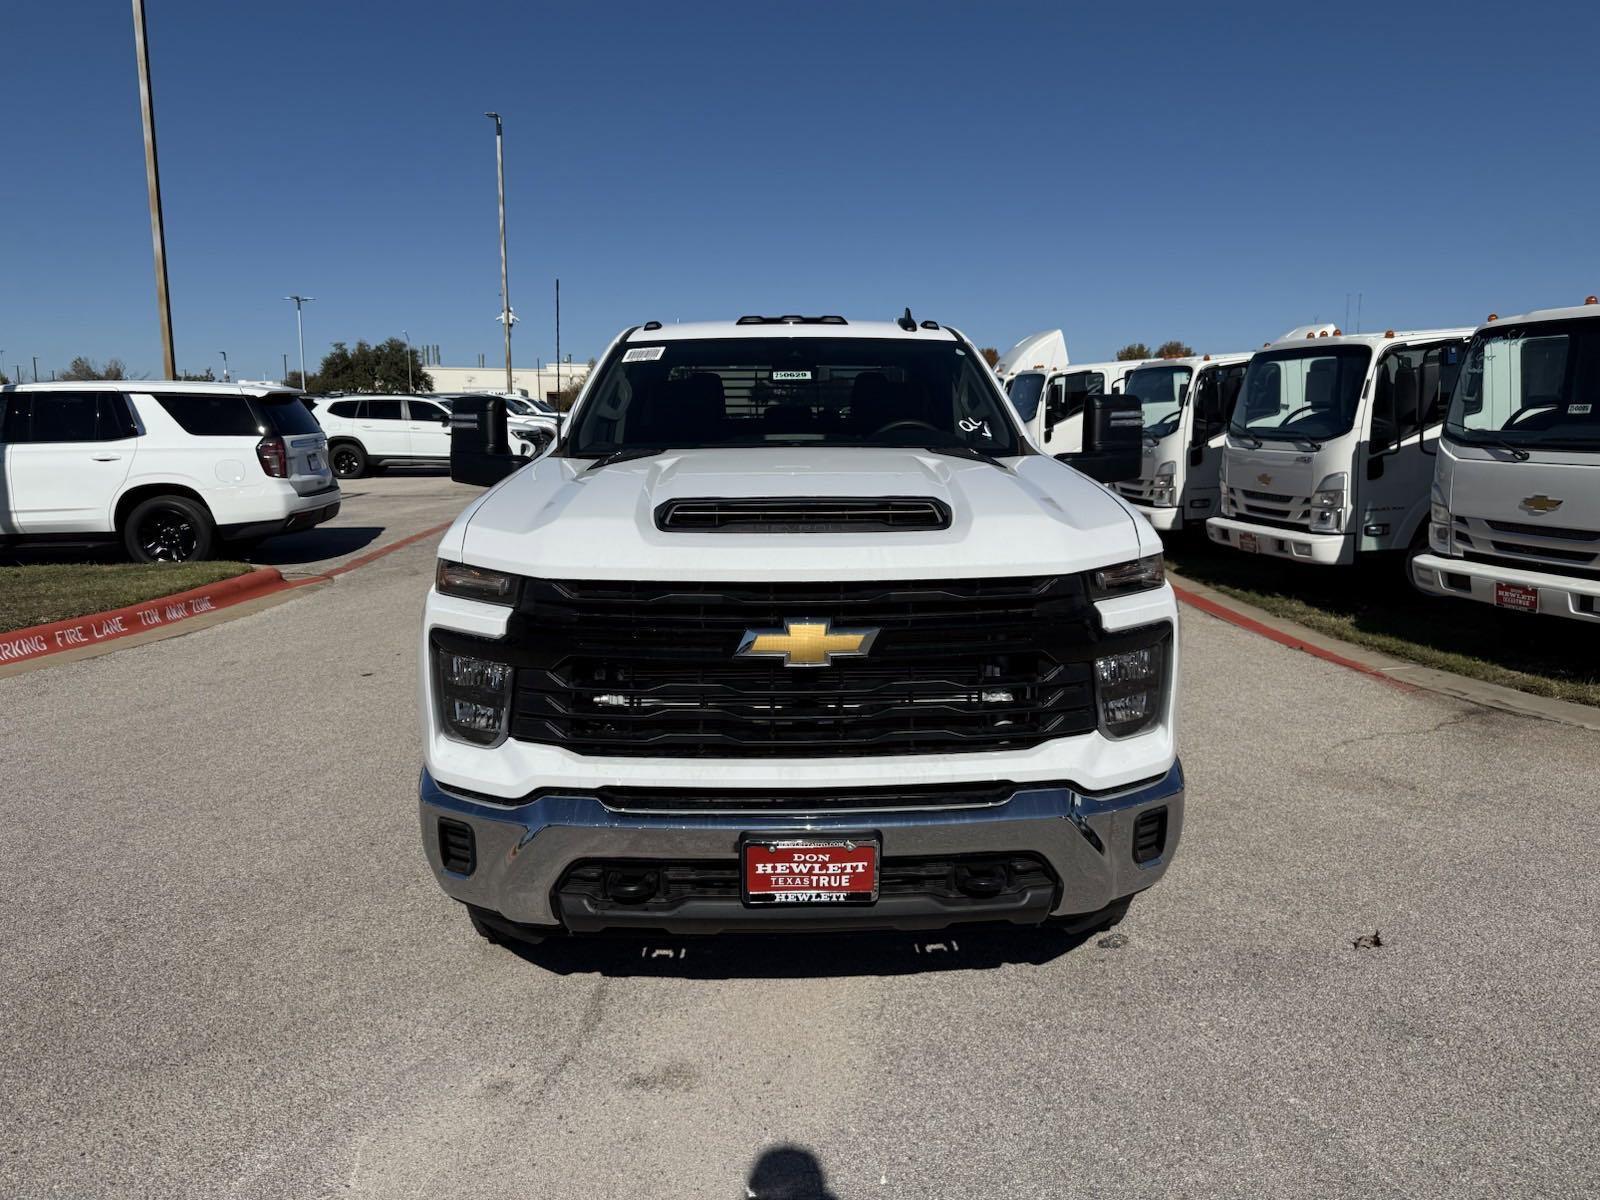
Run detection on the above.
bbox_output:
[445,447,1151,581]
[1223,438,1347,498]
[1440,443,1600,530]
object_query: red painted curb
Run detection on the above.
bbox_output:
[1171,582,1418,693]
[0,519,454,668]
[0,567,290,666]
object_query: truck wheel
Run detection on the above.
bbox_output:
[123,495,215,563]
[330,441,367,479]
[1403,526,1430,593]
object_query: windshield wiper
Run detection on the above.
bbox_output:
[1290,437,1323,452]
[583,446,668,471]
[920,443,1008,469]
[1482,437,1530,461]
[1228,427,1263,448]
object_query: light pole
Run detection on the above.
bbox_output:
[403,328,414,393]
[218,350,229,382]
[285,295,314,391]
[486,112,513,394]
[131,0,176,378]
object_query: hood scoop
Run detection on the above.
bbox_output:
[654,496,953,533]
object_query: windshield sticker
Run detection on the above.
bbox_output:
[958,416,991,437]
[772,370,812,382]
[622,346,665,362]
[1569,403,1592,415]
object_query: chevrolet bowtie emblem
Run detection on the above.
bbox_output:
[1256,472,1273,486]
[737,618,879,668]
[1520,494,1563,514]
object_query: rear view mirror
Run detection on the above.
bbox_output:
[1055,391,1142,483]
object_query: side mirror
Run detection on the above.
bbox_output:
[449,395,524,486]
[1055,391,1142,483]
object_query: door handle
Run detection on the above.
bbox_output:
[92,455,123,462]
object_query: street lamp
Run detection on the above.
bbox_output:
[486,112,513,394]
[403,328,414,393]
[285,295,314,391]
[218,350,229,382]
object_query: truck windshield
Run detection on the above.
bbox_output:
[1446,318,1600,450]
[565,336,1025,457]
[1124,364,1192,439]
[1007,372,1046,422]
[1231,346,1372,442]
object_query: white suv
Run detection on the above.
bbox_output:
[0,381,339,562]
[310,395,457,478]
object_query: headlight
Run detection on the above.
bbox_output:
[1431,501,1449,526]
[1309,472,1347,534]
[1151,462,1178,506]
[1090,554,1165,598]
[434,643,513,746]
[1094,640,1166,738]
[436,560,518,605]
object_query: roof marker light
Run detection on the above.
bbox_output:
[1332,328,1342,336]
[1487,313,1499,322]
[1384,329,1395,338]
[1586,295,1599,305]
[1202,353,1211,361]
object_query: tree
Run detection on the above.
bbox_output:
[283,369,320,392]
[979,346,1000,368]
[314,338,432,394]
[61,356,129,380]
[1115,343,1151,361]
[1155,340,1196,359]
[178,368,215,382]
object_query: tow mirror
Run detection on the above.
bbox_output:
[1055,391,1142,483]
[449,395,525,486]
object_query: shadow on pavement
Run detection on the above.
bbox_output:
[747,1145,839,1200]
[507,923,1097,979]
[243,525,385,566]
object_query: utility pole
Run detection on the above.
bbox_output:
[403,328,414,393]
[218,350,229,382]
[131,0,175,378]
[33,356,39,383]
[285,295,314,391]
[282,352,289,382]
[555,278,561,403]
[486,112,513,394]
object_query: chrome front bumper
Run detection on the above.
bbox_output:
[418,760,1184,931]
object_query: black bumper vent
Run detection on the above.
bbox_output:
[438,818,477,875]
[1132,807,1168,864]
[654,496,952,533]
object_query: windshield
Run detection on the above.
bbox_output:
[503,396,535,415]
[1124,364,1193,439]
[1231,346,1372,441]
[566,336,1025,457]
[1446,318,1600,450]
[1007,372,1046,422]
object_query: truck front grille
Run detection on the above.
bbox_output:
[1454,514,1600,577]
[443,574,1132,758]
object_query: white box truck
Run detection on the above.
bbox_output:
[1411,299,1600,621]
[1206,325,1471,567]
[1114,353,1253,531]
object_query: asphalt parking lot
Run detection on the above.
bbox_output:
[2,478,1596,1199]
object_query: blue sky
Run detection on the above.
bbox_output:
[2,1,1597,381]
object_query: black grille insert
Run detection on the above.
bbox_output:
[1132,807,1167,864]
[654,496,952,533]
[435,574,1148,758]
[438,818,476,875]
[590,780,1024,812]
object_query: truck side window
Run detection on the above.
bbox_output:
[1372,341,1467,452]
[1191,366,1245,445]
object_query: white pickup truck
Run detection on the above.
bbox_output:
[417,314,1182,944]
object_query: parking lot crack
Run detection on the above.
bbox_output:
[1323,710,1485,757]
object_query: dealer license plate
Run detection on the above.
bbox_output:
[1238,531,1259,553]
[742,836,879,906]
[1493,581,1538,612]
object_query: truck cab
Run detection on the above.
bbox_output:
[1206,326,1470,565]
[1412,300,1600,621]
[1115,353,1251,531]
[1007,359,1144,457]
